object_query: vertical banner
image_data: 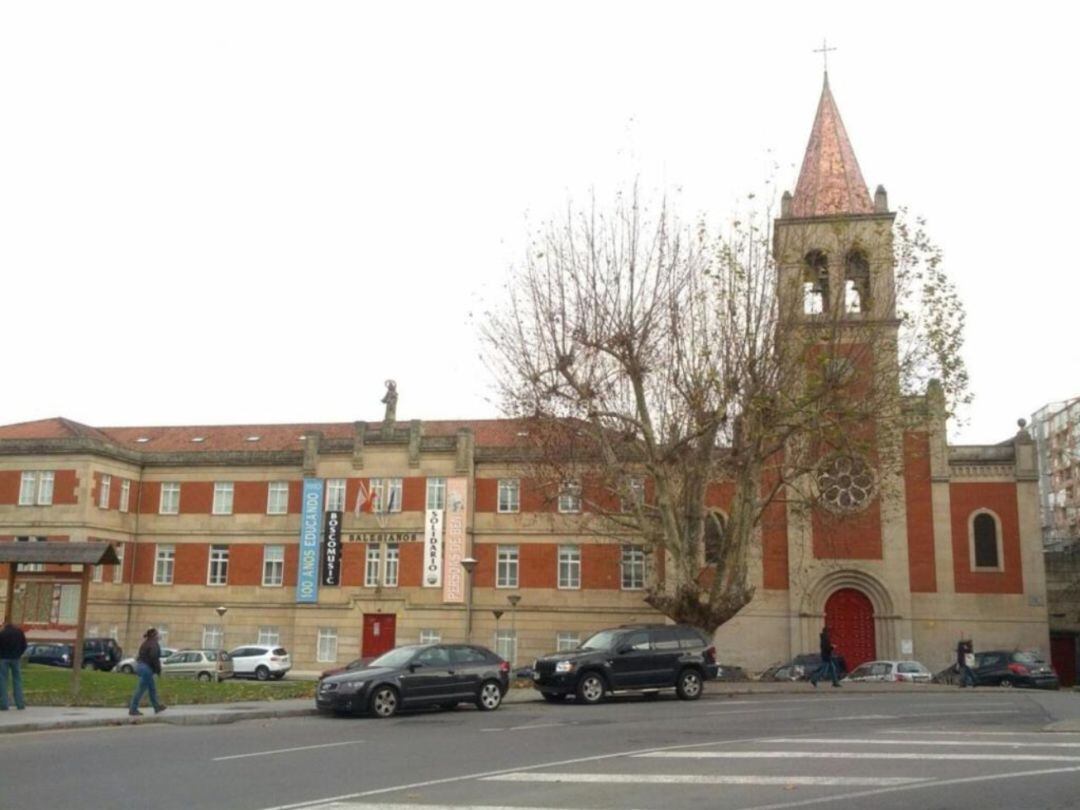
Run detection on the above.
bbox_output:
[321,510,343,586]
[442,477,468,603]
[296,478,324,603]
[423,509,444,588]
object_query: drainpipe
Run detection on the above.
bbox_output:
[123,469,144,651]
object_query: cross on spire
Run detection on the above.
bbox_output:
[813,38,837,74]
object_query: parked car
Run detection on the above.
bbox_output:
[843,660,932,683]
[161,649,234,681]
[759,653,848,682]
[531,624,719,704]
[716,664,750,682]
[316,643,509,718]
[23,643,75,668]
[116,648,178,674]
[320,657,370,681]
[82,638,124,672]
[229,645,291,680]
[972,650,1059,689]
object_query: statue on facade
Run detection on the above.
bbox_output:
[382,380,398,425]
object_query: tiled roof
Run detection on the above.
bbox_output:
[791,74,873,218]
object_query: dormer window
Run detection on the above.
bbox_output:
[803,250,829,314]
[845,251,870,314]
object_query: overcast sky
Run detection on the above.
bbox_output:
[2,1,1076,443]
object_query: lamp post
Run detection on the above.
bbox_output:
[460,557,478,643]
[214,605,228,683]
[492,609,504,653]
[506,594,521,669]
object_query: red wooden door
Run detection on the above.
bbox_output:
[362,614,396,658]
[825,588,876,670]
[1050,634,1076,688]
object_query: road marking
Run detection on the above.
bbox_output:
[484,773,927,787]
[736,765,1080,810]
[213,741,365,762]
[480,722,570,732]
[767,737,1080,749]
[815,714,897,721]
[636,751,1080,762]
[883,729,1080,737]
[704,708,811,716]
[306,805,647,810]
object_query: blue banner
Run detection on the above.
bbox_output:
[297,478,325,603]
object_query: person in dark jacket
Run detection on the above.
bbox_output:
[128,628,167,716]
[956,639,976,688]
[0,620,28,710]
[809,626,841,688]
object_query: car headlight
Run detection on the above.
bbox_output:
[337,681,365,693]
[554,660,576,674]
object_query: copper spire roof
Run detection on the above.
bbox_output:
[791,74,873,218]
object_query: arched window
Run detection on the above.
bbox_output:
[704,511,728,565]
[971,511,1001,569]
[844,251,870,314]
[802,250,829,314]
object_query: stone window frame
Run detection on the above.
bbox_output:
[154,544,175,585]
[426,477,447,510]
[98,474,112,509]
[968,508,1005,572]
[262,544,285,587]
[212,481,234,515]
[266,481,289,515]
[620,545,647,590]
[496,544,519,589]
[159,482,181,515]
[557,544,581,590]
[497,479,520,513]
[119,479,131,513]
[207,544,230,586]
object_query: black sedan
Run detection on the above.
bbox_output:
[316,643,510,718]
[973,650,1059,689]
[23,643,75,668]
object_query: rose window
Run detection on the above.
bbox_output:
[817,455,875,512]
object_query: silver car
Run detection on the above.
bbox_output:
[844,659,932,683]
[161,649,235,681]
[116,648,177,674]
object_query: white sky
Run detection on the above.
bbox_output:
[2,1,1076,444]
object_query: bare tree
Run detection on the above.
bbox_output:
[482,187,968,633]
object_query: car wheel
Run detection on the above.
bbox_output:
[120,664,134,674]
[676,668,703,701]
[541,693,564,703]
[576,672,606,705]
[999,678,1013,688]
[197,671,212,682]
[369,686,399,718]
[255,666,271,681]
[476,680,503,711]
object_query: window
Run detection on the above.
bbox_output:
[497,479,520,513]
[326,479,347,511]
[621,476,645,512]
[99,475,112,509]
[87,624,100,638]
[419,629,441,644]
[558,480,582,513]
[556,632,580,652]
[207,545,229,586]
[317,628,338,663]
[92,561,104,583]
[651,627,681,650]
[19,471,54,506]
[267,481,289,515]
[371,478,403,513]
[160,482,180,514]
[119,480,131,513]
[972,511,1002,569]
[365,545,381,587]
[496,545,519,588]
[154,544,175,585]
[844,251,870,314]
[202,625,223,649]
[494,630,517,664]
[156,625,169,646]
[416,646,450,667]
[213,482,234,515]
[802,250,829,315]
[257,626,281,646]
[621,545,646,590]
[384,544,399,587]
[426,477,446,510]
[558,545,581,589]
[112,543,124,584]
[16,537,45,571]
[262,545,284,586]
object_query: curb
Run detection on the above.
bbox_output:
[0,706,319,735]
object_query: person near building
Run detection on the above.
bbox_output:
[0,620,28,710]
[810,626,841,688]
[957,639,976,687]
[128,628,167,716]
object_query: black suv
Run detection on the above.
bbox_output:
[82,638,123,671]
[531,624,719,704]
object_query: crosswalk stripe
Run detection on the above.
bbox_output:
[635,751,1080,762]
[483,773,928,787]
[765,737,1080,748]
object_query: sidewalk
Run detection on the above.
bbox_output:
[1,680,1075,735]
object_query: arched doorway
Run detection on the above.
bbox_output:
[825,588,876,670]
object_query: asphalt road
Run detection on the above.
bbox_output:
[3,689,1079,810]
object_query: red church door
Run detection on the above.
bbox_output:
[362,614,396,658]
[825,588,876,671]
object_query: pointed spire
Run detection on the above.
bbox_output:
[790,76,873,218]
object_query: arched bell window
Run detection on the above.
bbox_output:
[844,251,870,314]
[970,510,1003,570]
[802,250,829,314]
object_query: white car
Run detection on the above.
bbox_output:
[115,648,177,674]
[844,659,932,683]
[228,644,292,680]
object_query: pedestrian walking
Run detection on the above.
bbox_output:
[956,639,976,688]
[809,626,841,688]
[128,628,167,717]
[0,619,28,711]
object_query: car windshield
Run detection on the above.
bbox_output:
[1012,652,1043,664]
[369,647,421,668]
[580,630,620,651]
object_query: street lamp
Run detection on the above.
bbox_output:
[214,605,228,683]
[492,609,504,651]
[460,557,478,643]
[506,595,521,669]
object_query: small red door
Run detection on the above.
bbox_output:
[825,588,876,671]
[1051,634,1077,688]
[362,614,396,658]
